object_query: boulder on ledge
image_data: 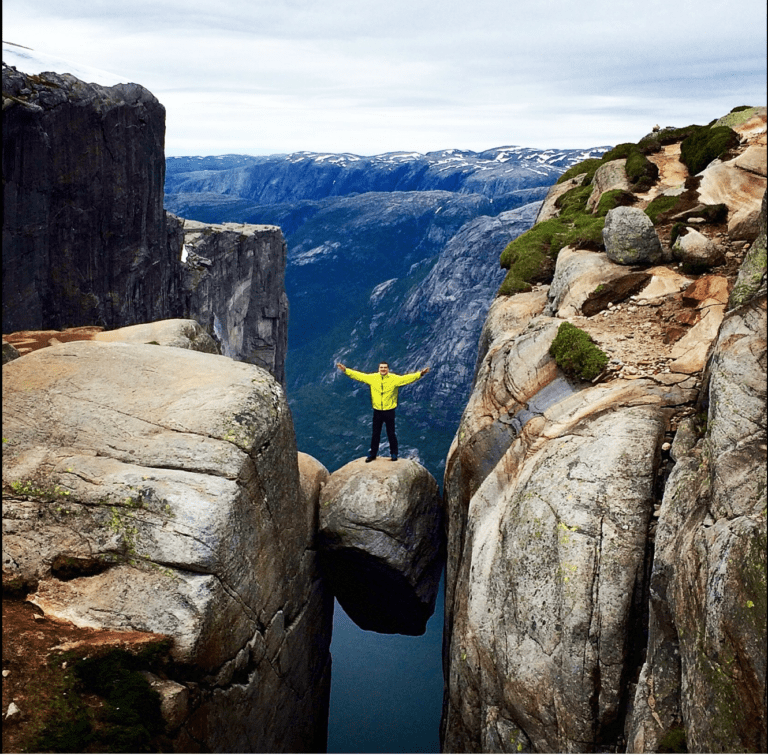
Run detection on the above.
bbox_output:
[318,458,444,635]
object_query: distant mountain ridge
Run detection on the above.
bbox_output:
[165,145,610,206]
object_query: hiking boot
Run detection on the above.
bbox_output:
[391,454,398,461]
[365,455,376,463]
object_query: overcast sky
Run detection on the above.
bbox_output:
[3,0,766,156]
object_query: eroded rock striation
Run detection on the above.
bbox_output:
[2,341,332,751]
[317,457,444,635]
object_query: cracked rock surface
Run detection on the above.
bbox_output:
[2,340,332,751]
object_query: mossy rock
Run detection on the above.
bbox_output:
[645,194,684,224]
[712,106,760,129]
[595,189,636,217]
[680,125,740,175]
[549,322,608,381]
[625,149,659,190]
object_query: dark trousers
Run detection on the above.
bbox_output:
[370,408,397,457]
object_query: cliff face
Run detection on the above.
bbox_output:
[170,216,289,384]
[2,65,176,332]
[442,109,767,752]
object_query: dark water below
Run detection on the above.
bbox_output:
[327,577,445,753]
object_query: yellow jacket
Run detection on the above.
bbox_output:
[344,368,423,410]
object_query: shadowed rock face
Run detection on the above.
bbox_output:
[2,65,177,333]
[318,457,444,635]
[1,341,333,752]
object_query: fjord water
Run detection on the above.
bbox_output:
[327,577,445,753]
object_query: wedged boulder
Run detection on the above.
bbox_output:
[626,284,767,753]
[671,227,724,269]
[442,315,699,753]
[603,206,664,265]
[317,457,443,635]
[586,159,630,212]
[543,247,650,318]
[92,318,218,353]
[2,340,332,752]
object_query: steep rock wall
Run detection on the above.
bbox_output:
[171,216,288,384]
[2,65,177,332]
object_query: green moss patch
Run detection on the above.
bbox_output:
[499,185,605,294]
[645,194,684,224]
[556,158,603,185]
[549,322,609,381]
[594,189,635,216]
[680,126,740,175]
[31,643,171,754]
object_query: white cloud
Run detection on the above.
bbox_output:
[3,0,766,155]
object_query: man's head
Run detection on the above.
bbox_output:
[378,362,389,376]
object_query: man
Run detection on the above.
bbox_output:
[336,361,430,462]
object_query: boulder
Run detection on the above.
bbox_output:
[697,151,767,241]
[2,341,20,364]
[586,159,630,212]
[442,315,698,752]
[543,247,650,318]
[602,207,664,265]
[627,283,767,753]
[672,227,725,269]
[317,457,443,635]
[1,340,332,752]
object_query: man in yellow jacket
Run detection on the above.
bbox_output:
[336,361,430,462]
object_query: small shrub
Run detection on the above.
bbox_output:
[645,194,683,224]
[658,726,688,753]
[549,322,609,381]
[670,222,688,248]
[730,105,752,113]
[625,149,659,190]
[680,126,740,175]
[595,189,635,217]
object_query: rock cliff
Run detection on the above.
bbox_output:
[441,108,767,752]
[2,341,332,751]
[2,63,289,385]
[2,65,174,333]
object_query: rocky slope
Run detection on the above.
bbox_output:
[441,107,767,753]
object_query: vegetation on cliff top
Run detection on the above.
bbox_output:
[497,113,742,297]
